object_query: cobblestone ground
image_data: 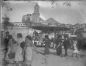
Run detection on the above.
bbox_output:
[0,47,83,66]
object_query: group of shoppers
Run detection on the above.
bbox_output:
[3,31,37,66]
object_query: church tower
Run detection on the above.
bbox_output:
[34,3,40,15]
[32,3,40,23]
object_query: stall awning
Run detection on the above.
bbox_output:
[31,26,70,33]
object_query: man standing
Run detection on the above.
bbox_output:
[3,31,11,66]
[63,37,69,56]
[4,32,11,55]
[80,39,86,66]
[55,35,62,56]
[43,35,50,55]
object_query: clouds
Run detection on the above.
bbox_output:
[37,1,52,8]
[40,5,85,24]
[2,2,35,22]
[2,1,86,24]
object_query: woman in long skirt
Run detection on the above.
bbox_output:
[4,35,18,66]
[25,35,36,66]
[15,33,23,66]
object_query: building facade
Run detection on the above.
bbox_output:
[22,3,41,23]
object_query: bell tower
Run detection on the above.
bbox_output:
[34,3,40,15]
[32,3,40,23]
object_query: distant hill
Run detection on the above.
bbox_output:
[44,18,60,26]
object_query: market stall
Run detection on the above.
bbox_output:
[31,25,70,47]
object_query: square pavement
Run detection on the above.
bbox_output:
[0,47,83,66]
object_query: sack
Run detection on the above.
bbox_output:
[8,52,15,59]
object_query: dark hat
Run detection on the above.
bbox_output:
[26,35,32,40]
[6,31,9,35]
[45,35,48,38]
[17,33,22,38]
[9,35,13,39]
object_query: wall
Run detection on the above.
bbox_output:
[8,26,34,41]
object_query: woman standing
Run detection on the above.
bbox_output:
[6,35,16,64]
[15,33,23,66]
[25,35,36,66]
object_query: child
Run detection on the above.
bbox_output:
[72,40,80,57]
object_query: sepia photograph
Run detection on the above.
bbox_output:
[1,1,86,66]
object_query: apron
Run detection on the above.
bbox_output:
[25,47,33,61]
[15,38,23,62]
[15,45,23,62]
[25,40,33,65]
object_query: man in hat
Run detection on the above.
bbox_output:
[55,35,62,56]
[63,35,69,56]
[43,35,50,55]
[4,31,11,55]
[79,32,86,66]
[79,39,86,66]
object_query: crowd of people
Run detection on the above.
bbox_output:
[1,31,86,66]
[2,31,38,66]
[33,31,81,57]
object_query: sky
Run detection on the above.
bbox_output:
[2,1,86,24]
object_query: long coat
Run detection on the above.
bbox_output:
[43,38,50,54]
[63,39,69,49]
